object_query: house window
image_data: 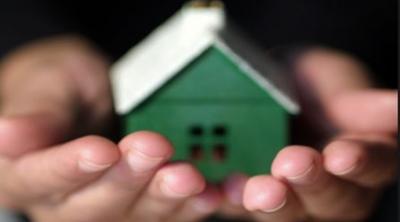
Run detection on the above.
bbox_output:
[213,125,227,136]
[187,124,229,162]
[190,143,203,160]
[212,143,227,161]
[189,125,203,136]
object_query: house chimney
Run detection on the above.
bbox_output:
[189,0,224,8]
[181,0,225,34]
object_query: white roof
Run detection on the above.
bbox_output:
[111,4,299,114]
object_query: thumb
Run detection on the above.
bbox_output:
[294,48,375,133]
[328,90,397,134]
[0,37,110,158]
[0,54,80,158]
[295,47,372,107]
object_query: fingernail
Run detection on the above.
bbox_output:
[261,198,287,213]
[160,174,188,198]
[78,158,112,173]
[286,164,314,181]
[284,163,319,185]
[127,149,165,172]
[326,149,361,176]
[331,164,357,175]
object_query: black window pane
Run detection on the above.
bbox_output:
[213,143,227,161]
[213,125,227,136]
[189,125,203,136]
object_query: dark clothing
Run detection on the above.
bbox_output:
[0,1,397,221]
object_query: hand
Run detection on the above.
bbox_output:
[0,37,207,222]
[201,48,397,222]
[1,39,396,222]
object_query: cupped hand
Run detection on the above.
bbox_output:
[0,37,209,222]
[190,48,397,222]
[1,38,396,222]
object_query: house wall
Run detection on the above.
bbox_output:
[149,47,272,101]
[122,46,289,182]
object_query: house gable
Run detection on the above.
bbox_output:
[138,46,281,106]
[111,4,299,114]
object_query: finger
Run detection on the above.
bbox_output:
[218,174,251,220]
[243,176,305,222]
[323,134,398,187]
[0,114,72,158]
[0,58,79,157]
[272,146,378,221]
[293,48,372,138]
[295,47,371,104]
[0,37,112,157]
[130,162,205,221]
[171,185,222,222]
[57,131,173,221]
[4,136,119,203]
[328,90,398,133]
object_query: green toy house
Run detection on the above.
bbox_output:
[111,2,299,182]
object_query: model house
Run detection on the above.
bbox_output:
[111,1,299,181]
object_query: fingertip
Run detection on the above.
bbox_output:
[75,136,120,172]
[158,163,206,198]
[0,118,18,146]
[119,131,174,173]
[0,115,65,157]
[243,176,288,213]
[272,146,320,183]
[223,173,248,206]
[119,131,174,158]
[190,185,223,214]
[11,135,121,197]
[329,90,398,133]
[323,139,365,176]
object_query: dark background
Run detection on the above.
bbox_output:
[0,0,397,88]
[0,0,398,221]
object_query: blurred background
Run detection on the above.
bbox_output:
[0,0,397,89]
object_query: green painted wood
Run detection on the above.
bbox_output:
[124,102,287,182]
[150,46,275,101]
[121,46,289,182]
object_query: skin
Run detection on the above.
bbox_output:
[0,36,397,222]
